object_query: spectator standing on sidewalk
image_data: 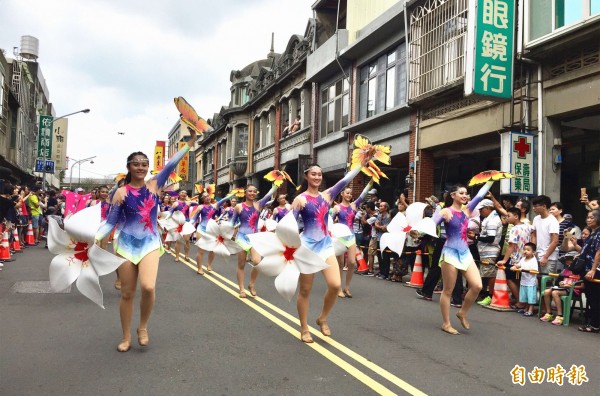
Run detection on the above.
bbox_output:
[374,202,392,279]
[531,195,560,275]
[474,199,502,306]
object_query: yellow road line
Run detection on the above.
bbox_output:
[168,251,426,396]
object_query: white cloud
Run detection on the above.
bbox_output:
[0,0,313,180]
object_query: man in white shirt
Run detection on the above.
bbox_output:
[531,195,560,274]
[475,199,503,306]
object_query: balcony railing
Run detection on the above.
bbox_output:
[280,128,310,152]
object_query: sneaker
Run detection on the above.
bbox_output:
[450,302,463,308]
[540,313,554,322]
[523,311,534,317]
[551,316,563,325]
[364,272,375,277]
[477,296,492,306]
[377,274,387,280]
[416,289,432,301]
[342,265,348,271]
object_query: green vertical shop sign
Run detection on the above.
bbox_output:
[38,115,54,158]
[465,0,515,100]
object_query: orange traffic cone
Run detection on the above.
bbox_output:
[356,251,369,273]
[484,266,515,311]
[11,228,22,253]
[0,231,15,262]
[25,222,36,245]
[405,250,424,288]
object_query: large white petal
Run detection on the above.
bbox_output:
[87,244,126,276]
[165,230,180,242]
[294,246,330,274]
[64,205,101,243]
[49,253,81,292]
[380,232,406,256]
[219,222,235,240]
[196,235,218,251]
[247,232,284,257]
[213,243,232,256]
[330,223,352,238]
[171,211,186,225]
[264,218,277,232]
[274,212,301,248]
[254,254,286,277]
[333,238,348,256]
[205,219,220,236]
[47,216,71,256]
[406,202,427,226]
[181,222,196,236]
[411,217,438,238]
[386,212,408,234]
[162,217,180,231]
[274,264,300,302]
[75,266,104,308]
[222,239,243,255]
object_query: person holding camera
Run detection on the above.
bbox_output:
[578,209,600,333]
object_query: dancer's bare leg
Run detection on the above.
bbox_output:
[174,240,181,261]
[316,255,342,336]
[440,262,459,334]
[456,264,482,330]
[344,245,356,296]
[183,236,191,260]
[247,248,260,297]
[236,251,247,297]
[138,250,160,332]
[117,260,138,351]
[206,251,215,272]
[297,273,315,342]
[336,254,346,297]
[196,248,205,274]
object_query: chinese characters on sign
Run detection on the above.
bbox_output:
[37,115,54,159]
[511,364,589,386]
[177,141,189,181]
[465,0,515,100]
[52,118,68,170]
[154,141,165,172]
[510,132,534,195]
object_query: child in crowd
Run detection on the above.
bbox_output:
[510,242,538,316]
[540,252,584,325]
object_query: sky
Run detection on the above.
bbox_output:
[0,0,313,181]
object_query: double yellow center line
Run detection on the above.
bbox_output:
[167,250,427,396]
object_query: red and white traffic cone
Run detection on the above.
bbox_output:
[483,266,515,311]
[0,231,15,262]
[405,250,425,288]
[356,250,368,273]
[25,222,36,245]
[11,228,22,253]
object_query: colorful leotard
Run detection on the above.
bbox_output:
[333,183,371,248]
[230,185,277,252]
[100,201,110,221]
[95,144,191,264]
[273,206,289,222]
[170,200,198,221]
[191,198,228,233]
[294,165,363,260]
[433,181,493,271]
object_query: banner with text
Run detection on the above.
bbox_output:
[37,115,53,158]
[154,141,165,172]
[465,0,515,100]
[52,118,68,170]
[177,141,189,181]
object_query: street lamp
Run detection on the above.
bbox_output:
[69,156,96,190]
[40,108,91,189]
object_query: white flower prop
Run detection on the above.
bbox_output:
[379,202,437,256]
[327,217,353,256]
[257,217,277,232]
[248,212,329,302]
[163,211,195,242]
[157,211,174,231]
[195,219,242,256]
[48,204,126,308]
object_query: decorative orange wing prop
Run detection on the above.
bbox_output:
[174,96,213,136]
[468,170,514,186]
[264,169,299,189]
[190,196,199,203]
[195,183,203,195]
[205,184,216,200]
[350,134,391,183]
[230,188,246,198]
[113,173,126,182]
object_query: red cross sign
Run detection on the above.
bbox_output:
[513,137,531,159]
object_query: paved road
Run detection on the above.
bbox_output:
[1,243,599,395]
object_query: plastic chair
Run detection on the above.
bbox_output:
[538,275,554,317]
[562,280,585,326]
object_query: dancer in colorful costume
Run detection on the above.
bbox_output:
[169,190,198,262]
[332,179,374,298]
[192,191,231,274]
[95,128,198,352]
[90,185,111,250]
[272,194,291,222]
[229,183,278,298]
[433,171,513,335]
